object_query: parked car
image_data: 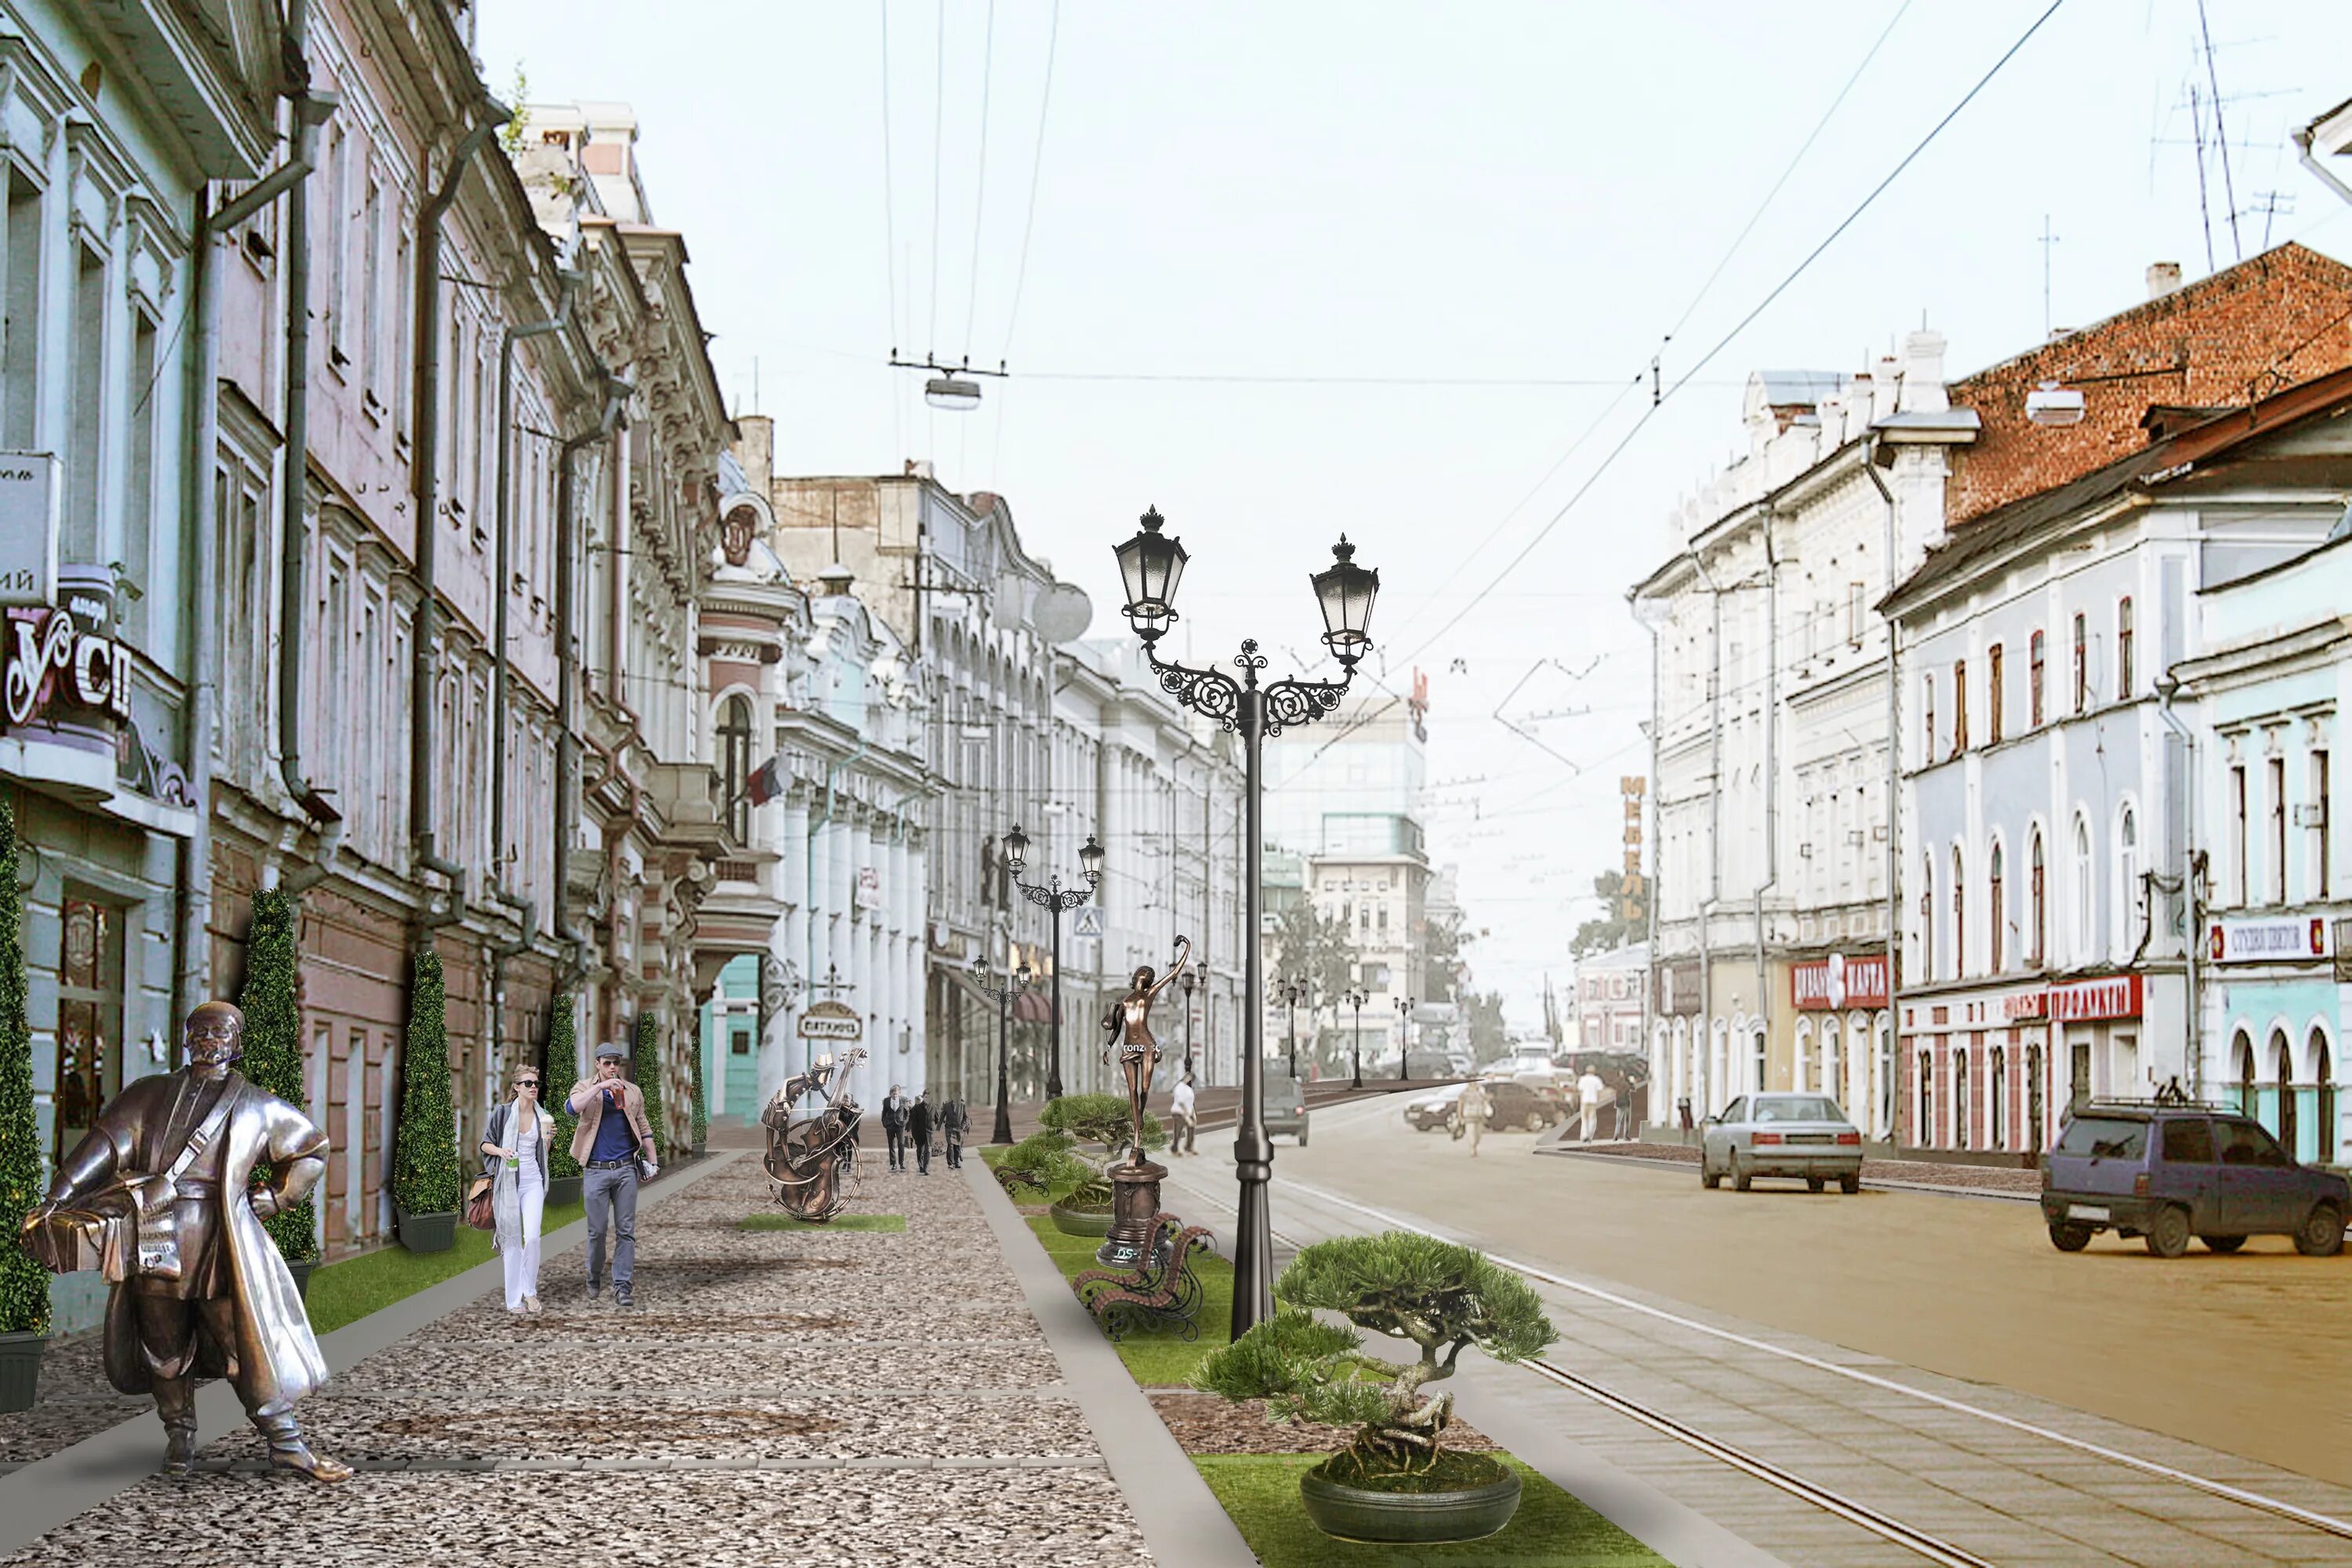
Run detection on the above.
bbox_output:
[1263,1069,1309,1146]
[1403,1083,1467,1131]
[1450,1078,1559,1135]
[2040,1102,2349,1258]
[1699,1094,1864,1192]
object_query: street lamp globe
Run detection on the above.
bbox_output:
[1079,833,1107,886]
[1310,534,1381,668]
[1114,506,1188,646]
[1003,822,1030,875]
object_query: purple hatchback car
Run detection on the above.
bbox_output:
[2041,1102,2349,1258]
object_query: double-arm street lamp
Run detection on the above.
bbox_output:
[1279,977,1308,1079]
[1181,967,1198,1080]
[971,952,1036,1145]
[1345,987,1368,1090]
[1394,994,1414,1083]
[1001,824,1105,1101]
[1112,506,1378,1337]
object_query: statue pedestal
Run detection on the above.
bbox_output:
[1095,1160,1168,1269]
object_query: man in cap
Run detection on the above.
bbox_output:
[568,1041,656,1306]
[25,1001,351,1480]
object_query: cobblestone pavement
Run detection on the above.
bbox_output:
[3,1156,1153,1568]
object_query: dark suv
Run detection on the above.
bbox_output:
[2042,1102,2349,1258]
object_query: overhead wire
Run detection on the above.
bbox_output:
[962,0,998,361]
[927,0,946,357]
[879,0,903,459]
[998,0,1061,363]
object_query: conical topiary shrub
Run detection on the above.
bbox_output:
[632,1011,663,1162]
[390,944,461,1250]
[544,993,582,1183]
[238,889,318,1265]
[0,798,52,1370]
[689,1021,708,1154]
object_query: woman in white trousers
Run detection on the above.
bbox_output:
[481,1064,554,1314]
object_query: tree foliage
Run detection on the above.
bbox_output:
[390,945,462,1217]
[543,993,581,1181]
[1570,868,1648,958]
[1461,990,1511,1064]
[1272,901,1356,1013]
[1194,1231,1555,1485]
[238,889,317,1262]
[1422,908,1472,1004]
[0,798,49,1335]
[993,1129,1094,1195]
[632,1012,664,1160]
[688,1020,708,1150]
[1036,1093,1164,1210]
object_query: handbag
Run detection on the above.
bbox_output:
[464,1176,495,1231]
[118,1087,239,1282]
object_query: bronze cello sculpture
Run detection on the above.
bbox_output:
[760,1047,868,1222]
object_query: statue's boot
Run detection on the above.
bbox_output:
[156,1381,198,1476]
[254,1411,354,1483]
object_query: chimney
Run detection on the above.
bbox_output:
[2147,261,2183,300]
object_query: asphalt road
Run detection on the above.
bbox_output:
[1221,1094,2352,1494]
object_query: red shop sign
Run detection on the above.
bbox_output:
[2003,990,2048,1021]
[1790,953,1890,1011]
[2046,974,2142,1023]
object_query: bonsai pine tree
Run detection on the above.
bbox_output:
[1195,1232,1555,1489]
[238,889,318,1263]
[1039,1092,1164,1211]
[0,798,49,1338]
[631,1012,663,1160]
[994,1129,1093,1196]
[543,994,581,1182]
[689,1025,708,1150]
[389,945,462,1217]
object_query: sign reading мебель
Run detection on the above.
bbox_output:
[2208,917,2333,964]
[0,456,59,607]
[797,999,862,1040]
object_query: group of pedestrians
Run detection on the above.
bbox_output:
[478,1040,659,1314]
[878,1086,968,1174]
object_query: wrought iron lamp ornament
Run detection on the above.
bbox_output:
[1002,826,1104,1100]
[971,953,1036,1144]
[1111,506,1379,1338]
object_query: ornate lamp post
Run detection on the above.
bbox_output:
[1180,967,1197,1079]
[1112,506,1378,1337]
[971,953,1035,1145]
[1002,824,1104,1102]
[1279,977,1306,1080]
[1345,987,1367,1090]
[1393,993,1414,1083]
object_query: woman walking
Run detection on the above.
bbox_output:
[481,1062,555,1314]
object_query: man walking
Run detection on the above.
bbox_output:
[938,1094,969,1169]
[880,1085,909,1171]
[909,1091,935,1175]
[1577,1069,1606,1143]
[1168,1073,1197,1156]
[569,1042,655,1307]
[1456,1077,1490,1158]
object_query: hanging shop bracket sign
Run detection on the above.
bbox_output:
[797,999,863,1041]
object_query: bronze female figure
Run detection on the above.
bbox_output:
[1102,935,1190,1165]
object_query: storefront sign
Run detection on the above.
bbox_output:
[855,866,882,910]
[1655,959,1700,1017]
[797,999,862,1040]
[3,575,129,729]
[2003,989,2048,1021]
[0,456,57,607]
[2048,974,2141,1023]
[2207,917,2331,964]
[1791,953,1890,1010]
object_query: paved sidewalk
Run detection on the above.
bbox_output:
[1,1152,1156,1566]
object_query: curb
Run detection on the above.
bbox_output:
[964,1160,1260,1568]
[0,1151,742,1558]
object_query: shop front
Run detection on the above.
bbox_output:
[2209,916,2342,1166]
[1788,953,1894,1138]
[1898,979,2053,1156]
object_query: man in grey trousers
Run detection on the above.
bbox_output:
[568,1041,657,1307]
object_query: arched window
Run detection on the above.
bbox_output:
[1751,1026,1768,1097]
[1953,1045,1971,1149]
[1951,845,1966,979]
[1878,1015,1896,1138]
[2072,612,2089,714]
[1990,1046,2008,1150]
[2117,808,2141,956]
[2274,1028,2297,1156]
[1918,855,1936,982]
[1988,841,2006,973]
[2029,830,2046,966]
[2025,1041,2045,1153]
[1987,643,2005,746]
[718,694,756,843]
[2234,1029,2256,1119]
[1917,1049,1935,1148]
[1794,1020,1812,1094]
[2116,596,2134,699]
[1820,1017,1842,1113]
[2029,630,2046,727]
[2316,1029,2337,1167]
[2073,815,2094,960]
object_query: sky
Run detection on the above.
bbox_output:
[480,0,2352,1026]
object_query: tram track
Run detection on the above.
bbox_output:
[1161,1155,2352,1563]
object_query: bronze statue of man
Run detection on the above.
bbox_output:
[1102,935,1190,1166]
[24,1001,350,1481]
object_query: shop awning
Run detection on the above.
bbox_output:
[1013,991,1062,1025]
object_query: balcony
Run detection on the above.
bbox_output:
[641,760,733,861]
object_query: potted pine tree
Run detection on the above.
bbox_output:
[390,945,460,1251]
[631,1013,663,1167]
[1039,1092,1162,1239]
[239,889,320,1294]
[542,994,583,1208]
[688,1023,708,1160]
[1195,1232,1556,1544]
[0,797,49,1413]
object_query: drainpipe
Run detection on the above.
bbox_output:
[1864,439,1903,1142]
[408,99,512,918]
[2156,673,2201,1099]
[1757,506,1781,1094]
[1635,596,1665,1128]
[554,376,633,991]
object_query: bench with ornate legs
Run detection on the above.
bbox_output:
[1071,1211,1215,1341]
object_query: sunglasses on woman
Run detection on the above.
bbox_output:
[516,1080,538,1089]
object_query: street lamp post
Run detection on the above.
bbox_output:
[1001,824,1104,1102]
[1280,978,1305,1080]
[1394,994,1414,1083]
[971,953,1035,1144]
[1112,506,1379,1338]
[1181,967,1197,1079]
[1345,988,1367,1090]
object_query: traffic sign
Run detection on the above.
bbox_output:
[1073,906,1104,937]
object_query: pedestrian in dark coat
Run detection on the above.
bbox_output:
[938,1097,969,1168]
[880,1086,909,1171]
[908,1093,935,1175]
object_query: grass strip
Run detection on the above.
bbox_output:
[303,1200,586,1334]
[739,1213,906,1233]
[1192,1454,1668,1566]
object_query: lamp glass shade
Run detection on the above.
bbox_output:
[1003,823,1029,874]
[924,376,984,412]
[1078,833,1106,884]
[1113,507,1187,643]
[1312,534,1380,666]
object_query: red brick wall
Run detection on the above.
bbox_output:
[1947,244,2352,527]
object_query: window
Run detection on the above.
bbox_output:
[1988,841,2005,972]
[2,169,41,449]
[1991,1047,2007,1149]
[2162,1116,2215,1165]
[1951,845,1965,978]
[123,311,160,644]
[2056,1116,2145,1160]
[2029,631,2045,727]
[64,243,107,563]
[323,125,349,367]
[2073,815,2093,958]
[52,899,125,1163]
[2115,597,2133,699]
[1922,672,1936,759]
[2118,808,2141,953]
[362,172,386,400]
[2216,1117,2291,1169]
[2026,1042,2045,1153]
[1751,1028,1767,1097]
[1848,581,1867,642]
[2072,612,2089,714]
[2230,762,2249,906]
[1918,855,1935,982]
[1917,1050,1934,1146]
[719,695,755,843]
[2317,750,2332,899]
[1953,1046,1970,1149]
[1987,644,2004,746]
[2268,755,2287,905]
[1951,659,1968,755]
[2029,830,2045,965]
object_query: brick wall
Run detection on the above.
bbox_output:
[1947,244,2352,526]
